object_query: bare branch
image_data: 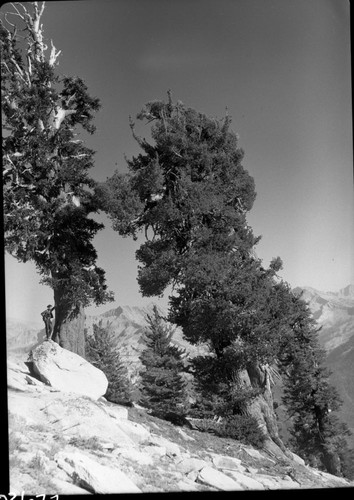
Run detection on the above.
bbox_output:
[4,12,19,30]
[61,153,89,160]
[27,53,32,75]
[9,3,26,22]
[1,61,12,75]
[35,2,46,22]
[129,115,156,155]
[49,40,61,66]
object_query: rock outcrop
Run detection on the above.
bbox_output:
[55,451,142,493]
[28,340,108,399]
[7,355,354,495]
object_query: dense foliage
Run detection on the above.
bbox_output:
[85,323,132,405]
[192,414,266,449]
[139,305,187,417]
[100,93,354,476]
[215,415,266,448]
[1,3,113,347]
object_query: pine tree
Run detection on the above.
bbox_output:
[99,92,353,466]
[279,292,354,477]
[1,2,113,353]
[98,94,292,450]
[85,323,132,405]
[139,306,187,418]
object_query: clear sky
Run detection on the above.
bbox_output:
[3,0,353,324]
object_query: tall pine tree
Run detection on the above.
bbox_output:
[85,323,132,405]
[139,306,187,418]
[1,2,113,353]
[99,94,291,453]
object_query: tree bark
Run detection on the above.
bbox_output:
[52,287,85,357]
[234,363,293,459]
[321,448,342,476]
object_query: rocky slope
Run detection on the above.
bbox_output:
[7,285,354,448]
[7,343,353,494]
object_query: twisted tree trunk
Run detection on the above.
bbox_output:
[234,363,293,459]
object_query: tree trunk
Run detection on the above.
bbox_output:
[322,448,342,476]
[52,287,86,357]
[234,363,293,460]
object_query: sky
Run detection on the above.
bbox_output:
[2,0,353,324]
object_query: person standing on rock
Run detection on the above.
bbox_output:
[41,304,55,340]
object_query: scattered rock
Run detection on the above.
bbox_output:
[50,478,92,495]
[113,447,155,465]
[290,451,306,466]
[197,466,244,491]
[142,444,167,457]
[9,391,137,447]
[114,418,151,443]
[55,451,142,494]
[225,470,265,490]
[308,468,352,488]
[10,430,30,444]
[9,471,38,495]
[246,466,258,474]
[176,427,196,441]
[29,340,108,399]
[251,472,301,490]
[7,374,27,392]
[25,374,45,386]
[150,434,181,456]
[175,457,210,474]
[55,455,76,477]
[103,404,129,420]
[254,474,281,489]
[99,441,116,450]
[7,365,43,392]
[208,453,246,472]
[273,476,301,489]
[177,478,204,491]
[7,360,31,373]
[239,446,276,466]
[18,443,30,452]
[55,467,74,483]
[186,469,199,481]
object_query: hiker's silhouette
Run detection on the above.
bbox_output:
[41,304,55,340]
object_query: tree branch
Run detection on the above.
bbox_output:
[49,39,61,66]
[48,107,76,130]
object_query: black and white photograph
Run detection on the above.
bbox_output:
[2,0,353,494]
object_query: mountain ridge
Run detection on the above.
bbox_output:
[293,285,354,349]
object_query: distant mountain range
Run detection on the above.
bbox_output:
[6,318,45,356]
[293,285,354,352]
[85,303,209,383]
[6,285,354,445]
